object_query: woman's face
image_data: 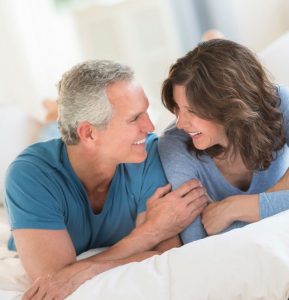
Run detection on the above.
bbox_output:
[173,85,228,150]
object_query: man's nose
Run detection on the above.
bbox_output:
[143,114,155,132]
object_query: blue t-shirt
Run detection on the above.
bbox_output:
[5,133,168,255]
[159,85,289,243]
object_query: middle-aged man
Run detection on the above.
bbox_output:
[5,60,208,299]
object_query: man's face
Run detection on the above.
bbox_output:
[97,80,155,164]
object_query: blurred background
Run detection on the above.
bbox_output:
[1,0,289,130]
[1,0,289,203]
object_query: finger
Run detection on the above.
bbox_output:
[43,293,57,300]
[153,184,172,199]
[32,287,47,300]
[22,280,40,300]
[186,203,207,224]
[201,209,210,223]
[175,179,202,197]
[182,187,206,205]
[202,205,210,216]
[201,205,216,224]
[188,199,208,215]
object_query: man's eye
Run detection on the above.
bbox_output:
[131,116,139,122]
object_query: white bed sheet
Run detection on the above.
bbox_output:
[1,206,289,300]
[0,207,28,300]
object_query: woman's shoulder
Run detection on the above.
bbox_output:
[158,122,191,156]
[158,122,203,165]
[277,85,289,109]
[159,121,189,144]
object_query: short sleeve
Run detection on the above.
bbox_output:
[158,124,200,189]
[5,160,66,230]
[158,126,207,243]
[137,134,168,214]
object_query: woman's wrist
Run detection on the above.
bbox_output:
[226,194,260,223]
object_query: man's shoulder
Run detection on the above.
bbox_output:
[8,139,64,175]
[18,138,61,160]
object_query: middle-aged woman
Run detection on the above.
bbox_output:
[158,39,289,244]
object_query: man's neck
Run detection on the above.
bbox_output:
[66,144,117,195]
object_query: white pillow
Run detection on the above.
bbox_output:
[68,211,289,300]
[1,211,289,299]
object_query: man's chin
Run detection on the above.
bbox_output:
[129,152,148,164]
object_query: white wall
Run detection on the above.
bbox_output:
[0,0,289,125]
[73,0,181,132]
[231,0,289,51]
[205,0,289,51]
[0,0,82,120]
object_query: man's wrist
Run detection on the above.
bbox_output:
[132,221,164,249]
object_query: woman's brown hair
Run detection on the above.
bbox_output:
[162,39,285,170]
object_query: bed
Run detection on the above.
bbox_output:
[1,32,289,299]
[1,207,289,299]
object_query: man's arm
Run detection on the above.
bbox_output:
[136,211,182,252]
[13,229,76,280]
[79,181,206,261]
[22,246,159,300]
[20,179,208,299]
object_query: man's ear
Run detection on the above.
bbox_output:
[76,122,99,144]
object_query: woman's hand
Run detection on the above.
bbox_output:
[201,198,235,235]
[202,194,260,236]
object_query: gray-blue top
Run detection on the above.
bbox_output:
[158,85,289,243]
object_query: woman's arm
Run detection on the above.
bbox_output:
[201,194,259,235]
[202,169,289,235]
[158,127,208,244]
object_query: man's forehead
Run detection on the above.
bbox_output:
[107,80,149,109]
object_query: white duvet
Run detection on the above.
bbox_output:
[1,210,289,300]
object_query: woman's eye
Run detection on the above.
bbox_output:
[188,109,196,114]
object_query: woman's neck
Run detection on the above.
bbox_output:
[213,151,253,191]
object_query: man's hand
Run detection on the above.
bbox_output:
[22,272,79,300]
[22,251,159,300]
[144,179,209,241]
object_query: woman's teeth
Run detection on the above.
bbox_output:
[189,132,201,137]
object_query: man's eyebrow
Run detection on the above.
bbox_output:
[126,112,143,121]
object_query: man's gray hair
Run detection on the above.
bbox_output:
[57,60,134,145]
